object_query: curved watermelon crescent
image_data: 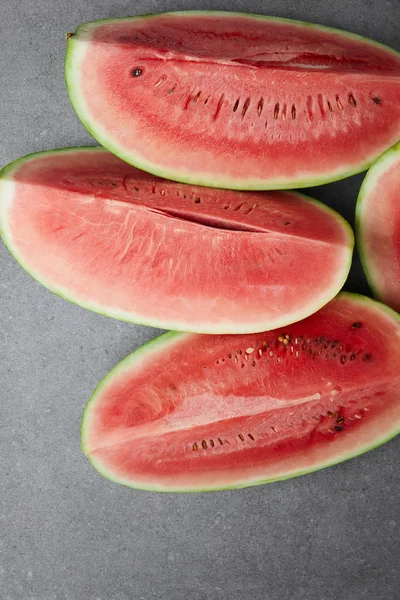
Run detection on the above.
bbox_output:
[65,11,400,191]
[81,293,400,493]
[0,147,354,334]
[356,141,400,300]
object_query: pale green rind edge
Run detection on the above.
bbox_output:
[0,147,354,335]
[355,141,400,300]
[65,10,400,191]
[81,292,400,493]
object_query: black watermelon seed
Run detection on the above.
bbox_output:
[335,425,343,432]
[352,322,362,329]
[131,68,143,77]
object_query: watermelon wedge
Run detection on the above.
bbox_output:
[66,11,400,190]
[0,147,353,334]
[356,142,400,313]
[82,293,400,492]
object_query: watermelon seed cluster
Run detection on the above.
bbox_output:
[214,327,373,369]
[190,404,373,453]
[170,79,365,126]
[192,432,256,451]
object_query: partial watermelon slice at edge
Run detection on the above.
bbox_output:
[356,141,400,313]
[0,147,353,334]
[66,11,400,190]
[82,293,400,492]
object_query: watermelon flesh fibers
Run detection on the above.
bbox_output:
[66,11,400,190]
[0,147,353,334]
[82,294,400,492]
[356,142,400,313]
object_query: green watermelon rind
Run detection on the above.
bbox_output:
[355,141,400,301]
[81,292,400,493]
[65,10,400,191]
[0,147,354,335]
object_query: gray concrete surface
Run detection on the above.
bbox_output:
[1,1,399,599]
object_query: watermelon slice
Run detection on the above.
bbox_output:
[356,142,400,313]
[65,11,400,190]
[0,147,353,334]
[82,293,400,492]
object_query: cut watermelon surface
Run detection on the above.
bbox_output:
[66,11,400,190]
[356,142,400,313]
[82,293,400,492]
[0,147,353,334]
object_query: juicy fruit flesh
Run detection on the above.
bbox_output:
[68,12,400,188]
[82,294,400,492]
[0,148,352,334]
[357,145,400,312]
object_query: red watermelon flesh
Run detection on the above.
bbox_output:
[0,147,352,334]
[82,293,400,492]
[66,11,400,190]
[356,142,400,313]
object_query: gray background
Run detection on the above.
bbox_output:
[1,1,399,599]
